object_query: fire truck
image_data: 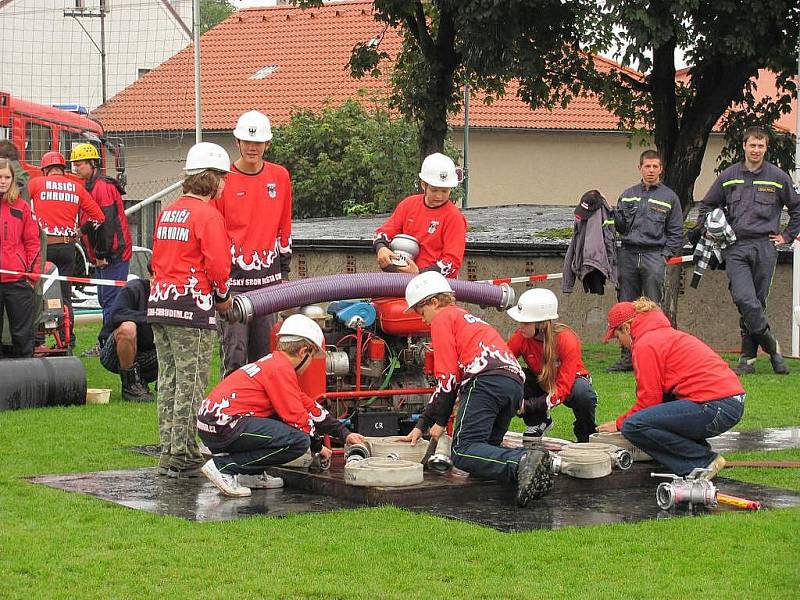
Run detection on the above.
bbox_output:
[0,91,125,187]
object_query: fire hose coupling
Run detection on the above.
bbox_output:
[427,434,453,473]
[611,448,633,471]
[654,476,717,510]
[548,453,563,475]
[231,294,254,324]
[497,283,515,311]
[344,443,371,463]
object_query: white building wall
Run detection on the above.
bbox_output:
[0,0,192,109]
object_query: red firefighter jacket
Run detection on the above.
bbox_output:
[419,305,524,428]
[508,327,590,408]
[147,195,231,329]
[211,162,292,290]
[82,174,132,263]
[373,194,467,278]
[617,310,746,429]
[29,174,104,237]
[196,351,349,440]
[0,198,40,283]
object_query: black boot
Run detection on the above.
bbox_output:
[755,329,790,375]
[732,333,757,375]
[607,346,633,373]
[121,364,155,402]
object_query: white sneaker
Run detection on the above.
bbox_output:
[238,472,284,489]
[201,459,252,497]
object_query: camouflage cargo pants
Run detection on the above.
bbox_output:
[152,324,215,472]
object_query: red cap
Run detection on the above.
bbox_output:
[603,302,637,342]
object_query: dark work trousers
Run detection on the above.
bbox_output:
[46,242,76,346]
[0,280,35,357]
[96,260,129,337]
[621,394,744,476]
[722,239,776,336]
[617,246,666,305]
[200,416,310,475]
[218,312,276,377]
[522,368,597,442]
[451,374,526,483]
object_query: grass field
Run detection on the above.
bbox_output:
[0,323,798,599]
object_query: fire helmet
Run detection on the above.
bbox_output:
[41,151,67,171]
[233,110,272,143]
[70,143,100,162]
[184,142,231,175]
[405,271,453,313]
[419,153,459,188]
[506,288,559,323]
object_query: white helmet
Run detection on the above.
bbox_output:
[278,314,325,354]
[405,271,453,313]
[419,153,459,188]
[184,142,231,175]
[233,110,273,142]
[506,288,558,323]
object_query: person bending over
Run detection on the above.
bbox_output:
[198,314,365,497]
[597,298,745,479]
[506,288,597,443]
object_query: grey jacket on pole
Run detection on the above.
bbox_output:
[563,197,617,293]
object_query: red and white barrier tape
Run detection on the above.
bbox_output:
[0,268,128,287]
[2,255,697,290]
[477,254,694,286]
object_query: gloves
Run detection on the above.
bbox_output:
[687,226,704,246]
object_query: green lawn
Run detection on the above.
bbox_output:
[0,323,798,599]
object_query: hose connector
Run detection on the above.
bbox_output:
[344,443,371,463]
[231,294,254,324]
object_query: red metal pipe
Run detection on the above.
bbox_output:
[313,388,433,404]
[355,326,362,391]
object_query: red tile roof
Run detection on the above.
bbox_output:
[92,1,633,133]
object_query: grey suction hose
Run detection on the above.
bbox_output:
[231,273,515,323]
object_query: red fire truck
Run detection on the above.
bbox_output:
[0,91,125,187]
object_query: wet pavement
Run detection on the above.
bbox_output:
[709,427,800,454]
[29,466,800,531]
[29,468,360,522]
[28,426,800,531]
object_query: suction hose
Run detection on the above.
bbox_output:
[232,273,515,323]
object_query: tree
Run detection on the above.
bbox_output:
[592,1,799,320]
[199,0,235,34]
[270,97,457,218]
[299,1,599,162]
[596,1,798,210]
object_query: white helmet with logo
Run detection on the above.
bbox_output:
[184,142,231,175]
[233,110,273,142]
[506,288,558,323]
[278,314,325,354]
[419,153,459,188]
[405,271,453,313]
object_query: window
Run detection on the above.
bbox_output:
[137,68,151,79]
[25,121,52,165]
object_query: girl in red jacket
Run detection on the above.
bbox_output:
[598,298,745,479]
[0,158,40,357]
[506,288,597,442]
[148,143,233,478]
